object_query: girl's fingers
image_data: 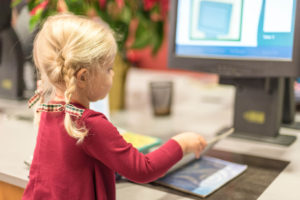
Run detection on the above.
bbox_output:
[199,136,207,147]
[195,136,207,159]
[195,149,201,159]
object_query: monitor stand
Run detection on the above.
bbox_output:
[281,78,300,129]
[220,77,296,146]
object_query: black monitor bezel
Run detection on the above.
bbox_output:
[168,0,300,77]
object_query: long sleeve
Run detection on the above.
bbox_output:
[81,111,183,183]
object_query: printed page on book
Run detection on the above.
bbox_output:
[156,156,247,198]
[155,128,247,198]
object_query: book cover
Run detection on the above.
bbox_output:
[156,156,247,198]
[121,131,162,154]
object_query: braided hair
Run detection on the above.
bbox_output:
[32,13,117,142]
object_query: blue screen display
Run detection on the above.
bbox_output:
[198,1,233,37]
[175,0,297,60]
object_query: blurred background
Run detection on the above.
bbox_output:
[0,0,219,113]
[2,0,300,114]
[1,1,300,200]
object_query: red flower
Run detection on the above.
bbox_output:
[99,0,106,9]
[126,49,139,64]
[115,0,124,9]
[143,0,159,11]
[143,0,169,18]
[160,0,169,16]
[30,0,49,16]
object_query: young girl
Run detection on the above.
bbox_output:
[23,13,207,200]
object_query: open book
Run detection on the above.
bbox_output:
[167,128,234,174]
[155,128,247,198]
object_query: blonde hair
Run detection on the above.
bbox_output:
[33,13,117,143]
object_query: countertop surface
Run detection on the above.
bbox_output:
[0,69,300,200]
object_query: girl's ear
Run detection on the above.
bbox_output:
[76,68,88,88]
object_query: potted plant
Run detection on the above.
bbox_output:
[12,0,169,111]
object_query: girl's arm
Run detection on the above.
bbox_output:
[81,111,205,183]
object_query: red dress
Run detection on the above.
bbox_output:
[22,102,183,200]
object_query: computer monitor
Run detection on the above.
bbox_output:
[168,0,299,145]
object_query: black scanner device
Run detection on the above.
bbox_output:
[0,0,24,99]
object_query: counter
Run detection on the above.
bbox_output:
[0,69,300,199]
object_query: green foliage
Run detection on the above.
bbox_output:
[12,0,167,60]
[131,15,152,49]
[29,8,43,30]
[11,0,23,7]
[64,0,89,15]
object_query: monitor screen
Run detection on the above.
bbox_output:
[176,0,296,60]
[169,0,300,77]
[169,0,299,144]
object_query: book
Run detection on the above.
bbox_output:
[155,128,246,198]
[120,130,162,154]
[156,156,247,198]
[167,128,234,174]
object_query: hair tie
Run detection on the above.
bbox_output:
[28,89,43,108]
[37,103,64,113]
[36,103,84,118]
[65,104,84,117]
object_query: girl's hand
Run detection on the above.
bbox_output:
[172,132,207,159]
